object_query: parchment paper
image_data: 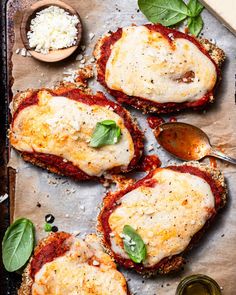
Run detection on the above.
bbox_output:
[8,0,236,294]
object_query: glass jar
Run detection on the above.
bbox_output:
[176,274,222,295]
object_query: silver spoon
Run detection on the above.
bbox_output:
[155,122,236,165]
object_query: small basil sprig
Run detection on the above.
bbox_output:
[44,222,52,232]
[90,120,121,148]
[138,0,190,26]
[2,218,35,272]
[187,0,204,17]
[187,0,204,36]
[138,0,204,36]
[187,15,203,36]
[122,225,147,263]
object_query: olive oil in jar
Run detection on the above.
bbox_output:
[176,274,222,295]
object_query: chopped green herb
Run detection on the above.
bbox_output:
[44,222,52,232]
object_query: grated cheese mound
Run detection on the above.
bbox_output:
[27,6,79,54]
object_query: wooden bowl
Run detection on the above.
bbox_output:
[20,0,82,62]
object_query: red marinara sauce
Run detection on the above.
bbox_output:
[147,116,165,129]
[137,154,162,172]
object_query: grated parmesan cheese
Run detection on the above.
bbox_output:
[27,6,79,54]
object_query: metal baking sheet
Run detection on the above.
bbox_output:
[6,0,236,294]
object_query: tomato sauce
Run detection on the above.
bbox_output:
[137,154,162,172]
[147,116,165,129]
[169,116,177,122]
[209,157,218,168]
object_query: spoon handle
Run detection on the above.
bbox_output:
[209,148,236,165]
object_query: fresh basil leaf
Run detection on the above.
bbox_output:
[90,120,121,148]
[2,218,35,272]
[138,0,191,26]
[44,222,52,232]
[122,225,147,264]
[187,0,204,17]
[188,15,203,36]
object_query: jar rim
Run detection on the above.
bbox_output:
[175,274,222,295]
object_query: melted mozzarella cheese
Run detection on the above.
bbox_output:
[108,168,215,267]
[105,26,217,103]
[32,235,128,295]
[10,91,134,176]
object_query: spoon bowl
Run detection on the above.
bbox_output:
[156,122,236,165]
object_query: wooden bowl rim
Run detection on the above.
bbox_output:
[20,0,82,62]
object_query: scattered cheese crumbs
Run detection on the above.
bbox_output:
[16,48,31,57]
[76,53,84,61]
[168,33,174,40]
[109,232,115,237]
[63,69,79,83]
[0,194,8,203]
[81,45,86,51]
[89,32,95,40]
[210,38,216,45]
[21,48,27,56]
[89,57,95,63]
[80,205,85,211]
[119,233,137,246]
[80,58,86,64]
[9,101,14,114]
[92,260,100,266]
[27,6,79,54]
